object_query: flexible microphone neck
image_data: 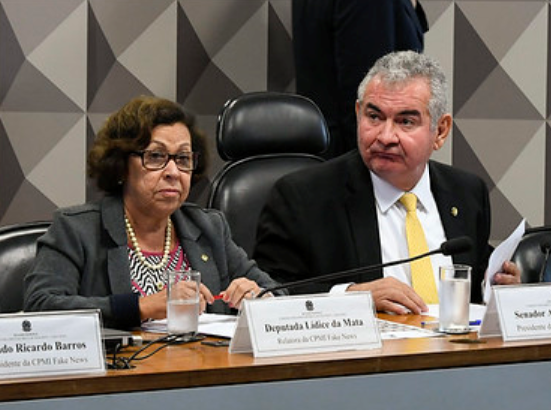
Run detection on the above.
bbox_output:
[538,242,551,282]
[256,236,473,298]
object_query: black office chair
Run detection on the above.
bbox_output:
[0,221,51,313]
[511,226,551,283]
[207,92,330,257]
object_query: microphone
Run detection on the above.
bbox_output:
[440,236,474,256]
[538,241,551,282]
[257,236,474,298]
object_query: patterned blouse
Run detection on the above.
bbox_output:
[127,239,190,296]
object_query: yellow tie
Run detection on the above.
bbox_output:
[399,193,439,303]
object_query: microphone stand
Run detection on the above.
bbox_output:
[257,248,442,298]
[538,244,551,282]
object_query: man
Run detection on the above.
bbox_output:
[253,51,520,315]
[293,0,428,158]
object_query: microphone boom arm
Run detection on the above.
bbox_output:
[257,248,442,298]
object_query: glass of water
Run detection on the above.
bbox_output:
[439,265,471,334]
[166,269,201,337]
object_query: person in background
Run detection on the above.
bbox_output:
[24,96,281,329]
[292,0,429,158]
[254,51,520,315]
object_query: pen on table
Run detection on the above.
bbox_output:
[421,320,482,327]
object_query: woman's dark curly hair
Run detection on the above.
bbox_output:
[87,96,208,194]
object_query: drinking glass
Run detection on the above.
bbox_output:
[166,270,200,336]
[439,265,471,334]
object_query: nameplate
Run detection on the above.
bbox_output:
[0,310,105,379]
[229,292,381,357]
[479,284,551,341]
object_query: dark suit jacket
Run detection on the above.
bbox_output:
[253,151,492,303]
[293,0,429,157]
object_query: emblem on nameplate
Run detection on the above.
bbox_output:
[22,320,32,332]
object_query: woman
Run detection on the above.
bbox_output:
[24,96,281,329]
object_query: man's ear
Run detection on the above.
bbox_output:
[433,114,452,151]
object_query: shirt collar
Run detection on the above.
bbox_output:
[371,165,432,214]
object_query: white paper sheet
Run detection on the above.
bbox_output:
[142,313,237,339]
[418,304,486,332]
[424,303,486,322]
[377,319,439,339]
[143,313,439,341]
[483,219,525,303]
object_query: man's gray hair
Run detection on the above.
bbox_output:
[357,51,448,131]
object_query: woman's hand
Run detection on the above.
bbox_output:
[219,278,261,309]
[172,281,214,313]
[198,283,214,312]
[139,282,216,322]
[139,290,168,321]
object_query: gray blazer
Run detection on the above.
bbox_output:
[24,195,280,329]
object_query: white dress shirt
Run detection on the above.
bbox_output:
[373,166,452,290]
[331,165,453,294]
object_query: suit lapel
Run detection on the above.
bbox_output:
[102,196,133,294]
[430,162,464,257]
[172,210,222,295]
[343,154,382,278]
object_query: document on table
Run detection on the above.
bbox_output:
[142,313,237,339]
[424,303,487,323]
[483,219,525,304]
[142,313,438,340]
[377,319,439,339]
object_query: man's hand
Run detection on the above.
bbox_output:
[348,277,427,315]
[493,261,521,285]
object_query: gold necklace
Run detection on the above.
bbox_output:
[124,215,172,271]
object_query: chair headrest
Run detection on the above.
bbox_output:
[216,92,330,161]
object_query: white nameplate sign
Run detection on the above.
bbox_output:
[229,292,381,357]
[479,284,551,341]
[0,310,105,379]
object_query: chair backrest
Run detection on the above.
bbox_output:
[511,226,551,283]
[208,92,330,256]
[0,221,51,313]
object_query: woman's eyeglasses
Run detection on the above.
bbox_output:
[131,150,199,172]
